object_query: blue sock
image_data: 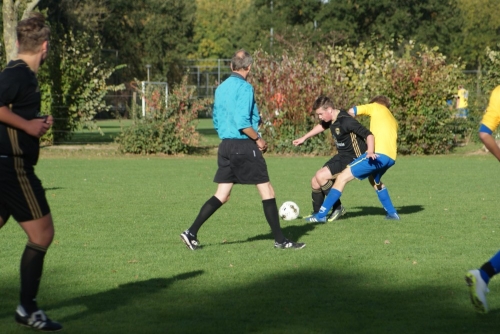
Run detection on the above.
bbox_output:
[317,189,342,218]
[479,269,491,284]
[376,188,397,214]
[488,251,500,273]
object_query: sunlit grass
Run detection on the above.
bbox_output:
[1,152,499,333]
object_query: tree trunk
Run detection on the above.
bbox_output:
[2,0,41,63]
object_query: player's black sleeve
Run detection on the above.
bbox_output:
[342,116,372,139]
[0,71,20,108]
[321,120,332,130]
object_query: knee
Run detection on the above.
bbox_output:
[311,176,319,189]
[29,231,54,248]
[217,195,230,204]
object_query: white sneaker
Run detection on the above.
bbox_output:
[465,269,489,313]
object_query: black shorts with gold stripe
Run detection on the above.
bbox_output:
[323,154,357,179]
[0,156,50,223]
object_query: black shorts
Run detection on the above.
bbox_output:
[0,156,50,223]
[214,139,270,184]
[323,154,357,179]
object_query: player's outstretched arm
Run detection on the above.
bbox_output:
[480,131,500,162]
[347,108,356,117]
[293,123,325,146]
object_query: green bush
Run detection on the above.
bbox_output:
[252,39,471,155]
[39,30,124,143]
[116,77,212,154]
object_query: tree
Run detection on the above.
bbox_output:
[2,0,40,62]
[192,0,251,59]
[317,0,462,58]
[235,0,324,54]
[453,0,500,69]
[101,0,196,84]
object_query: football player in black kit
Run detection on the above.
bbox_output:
[0,12,62,331]
[293,95,373,222]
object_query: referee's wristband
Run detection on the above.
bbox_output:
[251,135,260,141]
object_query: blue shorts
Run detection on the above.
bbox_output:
[348,153,395,184]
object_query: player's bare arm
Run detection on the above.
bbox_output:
[480,132,500,162]
[365,134,377,159]
[293,123,325,146]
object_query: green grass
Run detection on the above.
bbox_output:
[59,118,219,147]
[1,123,499,333]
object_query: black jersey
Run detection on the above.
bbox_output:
[321,110,372,158]
[0,60,42,165]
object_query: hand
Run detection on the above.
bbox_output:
[45,115,54,125]
[256,138,268,153]
[25,118,51,138]
[366,151,378,160]
[292,138,305,146]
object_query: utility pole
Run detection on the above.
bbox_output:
[270,1,274,54]
[146,64,151,82]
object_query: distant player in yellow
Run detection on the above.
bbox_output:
[456,85,469,118]
[305,95,400,223]
[465,85,500,313]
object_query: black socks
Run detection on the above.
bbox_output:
[189,196,223,236]
[20,242,47,313]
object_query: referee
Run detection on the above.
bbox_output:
[180,49,305,250]
[0,13,62,331]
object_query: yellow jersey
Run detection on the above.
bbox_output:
[457,88,468,109]
[355,102,398,160]
[481,85,500,132]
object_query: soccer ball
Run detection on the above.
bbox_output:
[279,201,300,221]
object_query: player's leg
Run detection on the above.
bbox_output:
[16,213,61,331]
[305,153,372,223]
[256,182,305,249]
[182,182,232,246]
[368,163,399,219]
[305,167,355,223]
[309,174,324,215]
[320,155,354,221]
[465,250,500,313]
[316,167,355,218]
[2,159,61,331]
[0,203,9,229]
[181,140,233,250]
[18,213,55,311]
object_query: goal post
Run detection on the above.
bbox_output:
[141,81,169,117]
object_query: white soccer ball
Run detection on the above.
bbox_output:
[279,201,300,221]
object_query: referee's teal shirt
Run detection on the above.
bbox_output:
[213,73,261,139]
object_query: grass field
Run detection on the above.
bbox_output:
[1,122,499,333]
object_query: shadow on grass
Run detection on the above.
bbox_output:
[345,205,425,219]
[45,187,64,191]
[53,271,204,323]
[23,269,499,333]
[220,223,316,246]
